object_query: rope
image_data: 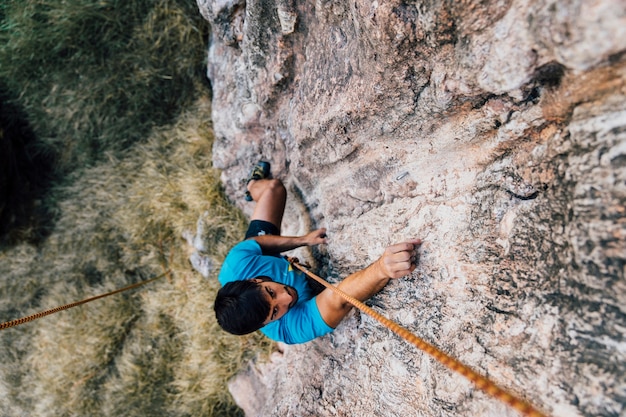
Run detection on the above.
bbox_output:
[0,271,170,330]
[289,259,547,417]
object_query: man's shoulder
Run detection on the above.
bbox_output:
[219,240,260,285]
[219,239,287,285]
[261,297,333,344]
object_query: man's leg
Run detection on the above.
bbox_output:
[248,178,287,230]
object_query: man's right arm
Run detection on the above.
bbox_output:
[249,228,328,254]
[315,239,422,328]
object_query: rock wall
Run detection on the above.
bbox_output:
[197,0,626,416]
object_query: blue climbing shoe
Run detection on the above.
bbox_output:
[245,161,271,201]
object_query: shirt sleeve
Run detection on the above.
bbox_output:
[261,296,334,344]
[219,240,263,285]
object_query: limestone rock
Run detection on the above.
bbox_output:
[197,0,626,416]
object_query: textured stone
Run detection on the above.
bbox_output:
[197,0,626,416]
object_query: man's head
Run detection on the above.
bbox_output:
[214,276,298,335]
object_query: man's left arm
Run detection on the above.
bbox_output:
[315,239,422,328]
[250,228,328,253]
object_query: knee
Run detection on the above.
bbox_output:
[248,178,286,200]
[267,178,286,196]
[267,178,285,189]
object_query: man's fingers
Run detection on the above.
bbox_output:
[394,261,413,272]
[386,249,417,263]
[382,255,417,274]
[386,263,416,279]
[386,242,413,254]
[387,239,423,254]
[381,239,422,278]
[375,239,423,278]
[387,250,412,264]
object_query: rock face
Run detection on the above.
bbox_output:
[197,0,626,416]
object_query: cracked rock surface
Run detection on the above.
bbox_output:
[197,0,626,416]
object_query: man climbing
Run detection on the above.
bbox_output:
[214,161,422,344]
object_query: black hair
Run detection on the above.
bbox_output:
[214,277,271,335]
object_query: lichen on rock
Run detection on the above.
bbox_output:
[197,0,626,415]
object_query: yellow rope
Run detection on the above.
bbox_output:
[289,259,548,417]
[0,271,170,330]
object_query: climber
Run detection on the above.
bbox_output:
[214,161,422,344]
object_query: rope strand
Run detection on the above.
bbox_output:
[2,260,548,416]
[0,271,170,330]
[289,259,547,417]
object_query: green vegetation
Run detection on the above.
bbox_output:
[0,0,207,169]
[0,1,272,416]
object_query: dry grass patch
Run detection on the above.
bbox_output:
[0,97,273,416]
[1,2,271,414]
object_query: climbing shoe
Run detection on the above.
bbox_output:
[245,160,271,201]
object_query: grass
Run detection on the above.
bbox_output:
[0,0,208,169]
[0,1,272,416]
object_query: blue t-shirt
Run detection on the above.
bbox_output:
[218,240,334,344]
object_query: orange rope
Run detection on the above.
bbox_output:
[289,259,547,417]
[1,272,169,330]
